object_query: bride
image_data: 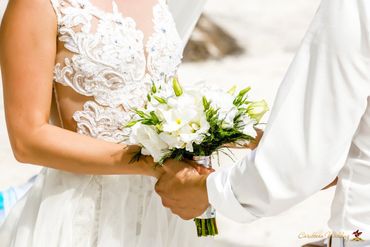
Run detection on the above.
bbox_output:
[0,0,213,246]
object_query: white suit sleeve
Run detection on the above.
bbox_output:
[206,0,370,223]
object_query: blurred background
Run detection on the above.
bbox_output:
[0,0,336,246]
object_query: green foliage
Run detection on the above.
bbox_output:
[151,83,157,93]
[233,86,251,106]
[155,99,255,164]
[129,149,143,164]
[125,109,162,128]
[172,77,183,96]
[153,96,167,104]
[202,96,211,111]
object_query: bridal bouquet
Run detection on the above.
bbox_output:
[126,77,268,237]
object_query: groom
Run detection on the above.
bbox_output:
[155,0,370,245]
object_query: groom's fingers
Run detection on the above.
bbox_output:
[160,196,177,208]
[155,180,178,201]
[170,208,194,220]
[155,177,171,196]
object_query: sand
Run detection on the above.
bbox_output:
[0,0,335,246]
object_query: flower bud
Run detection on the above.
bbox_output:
[247,100,269,122]
[172,77,183,97]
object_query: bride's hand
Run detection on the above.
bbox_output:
[157,159,214,179]
[133,153,164,179]
[223,128,264,150]
[140,156,212,179]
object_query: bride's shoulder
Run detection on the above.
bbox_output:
[0,0,57,39]
[1,0,56,14]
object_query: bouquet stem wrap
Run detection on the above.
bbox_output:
[193,156,218,237]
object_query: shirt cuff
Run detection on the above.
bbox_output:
[206,165,260,223]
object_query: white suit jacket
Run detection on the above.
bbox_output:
[207,0,370,242]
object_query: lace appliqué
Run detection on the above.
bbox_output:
[51,0,183,144]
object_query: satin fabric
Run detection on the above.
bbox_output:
[207,0,370,246]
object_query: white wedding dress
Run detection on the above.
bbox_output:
[0,0,213,246]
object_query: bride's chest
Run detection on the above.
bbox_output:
[54,0,183,88]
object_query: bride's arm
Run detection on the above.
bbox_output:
[0,0,162,177]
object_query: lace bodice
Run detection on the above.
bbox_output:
[50,0,183,143]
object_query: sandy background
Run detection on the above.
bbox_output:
[0,0,335,246]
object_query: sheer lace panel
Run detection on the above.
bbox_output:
[49,0,183,143]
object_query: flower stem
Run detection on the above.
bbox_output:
[194,218,218,237]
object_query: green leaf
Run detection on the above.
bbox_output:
[153,96,167,104]
[125,121,138,128]
[134,109,148,118]
[202,96,210,110]
[129,149,143,164]
[151,83,157,93]
[149,111,160,124]
[233,87,251,106]
[227,85,237,95]
[238,86,251,97]
[141,119,155,125]
[172,77,183,97]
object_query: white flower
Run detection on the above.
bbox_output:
[129,123,169,162]
[178,114,210,152]
[206,90,238,129]
[239,116,258,138]
[158,115,210,152]
[247,100,269,122]
[220,107,238,129]
[159,132,186,150]
[160,106,198,132]
[156,91,210,152]
[160,91,203,132]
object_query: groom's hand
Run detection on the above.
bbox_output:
[155,160,213,220]
[245,128,264,150]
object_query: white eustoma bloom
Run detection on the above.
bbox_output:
[242,122,257,138]
[206,90,238,128]
[221,108,238,129]
[247,100,269,122]
[159,91,199,131]
[237,114,258,138]
[129,123,169,162]
[179,114,210,152]
[159,131,186,150]
[158,112,210,152]
[151,88,210,152]
[160,106,198,132]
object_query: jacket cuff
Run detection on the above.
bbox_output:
[206,166,260,223]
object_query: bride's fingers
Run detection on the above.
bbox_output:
[244,128,264,150]
[197,166,215,174]
[187,162,214,175]
[222,143,245,149]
